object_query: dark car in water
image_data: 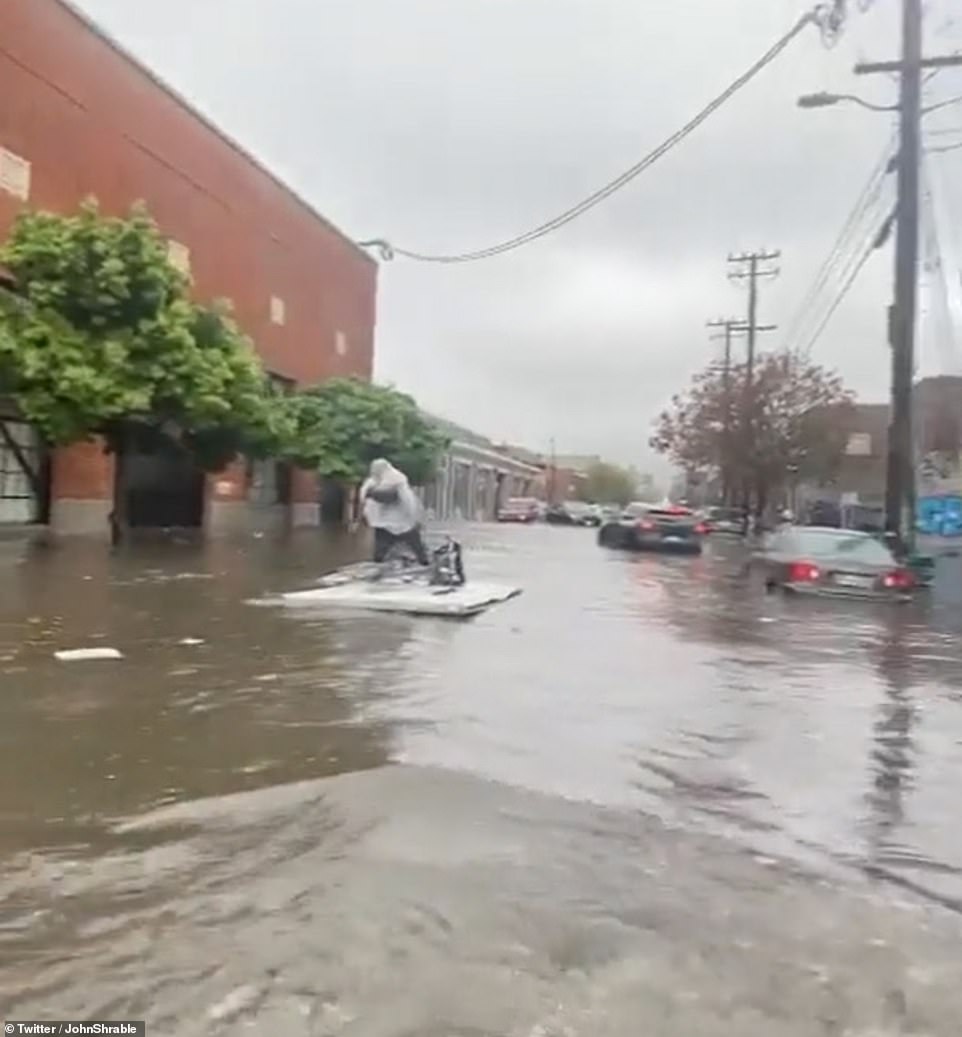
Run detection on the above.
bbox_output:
[546,501,599,526]
[598,503,708,554]
[751,526,915,600]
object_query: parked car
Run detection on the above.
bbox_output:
[545,501,599,526]
[751,526,915,600]
[705,506,744,535]
[497,497,541,523]
[598,504,623,523]
[598,503,708,554]
[583,503,603,526]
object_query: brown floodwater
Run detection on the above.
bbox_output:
[2,524,962,1034]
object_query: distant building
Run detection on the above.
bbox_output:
[420,417,542,522]
[797,379,962,514]
[835,403,889,506]
[0,0,377,535]
[916,376,962,492]
[540,455,597,504]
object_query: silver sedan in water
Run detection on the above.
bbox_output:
[751,525,915,600]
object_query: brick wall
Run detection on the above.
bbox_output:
[51,440,113,501]
[0,0,377,517]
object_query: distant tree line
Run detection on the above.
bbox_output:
[576,461,660,506]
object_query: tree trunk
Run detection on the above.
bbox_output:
[755,480,769,528]
[109,426,130,548]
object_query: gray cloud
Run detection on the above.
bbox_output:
[74,0,962,473]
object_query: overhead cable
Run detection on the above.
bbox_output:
[358,10,818,264]
[798,208,895,357]
[783,139,895,354]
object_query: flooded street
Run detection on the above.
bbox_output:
[3,524,962,1034]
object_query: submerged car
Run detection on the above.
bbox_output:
[497,497,541,523]
[752,526,915,599]
[598,503,708,554]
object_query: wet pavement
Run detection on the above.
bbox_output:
[2,524,962,1034]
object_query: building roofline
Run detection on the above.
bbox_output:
[449,439,542,475]
[54,0,375,267]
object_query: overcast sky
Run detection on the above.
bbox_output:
[73,0,962,475]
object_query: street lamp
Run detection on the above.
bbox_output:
[797,91,962,116]
[797,91,896,113]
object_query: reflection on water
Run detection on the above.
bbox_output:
[2,525,962,1031]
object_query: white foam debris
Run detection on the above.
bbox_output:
[54,648,123,662]
[207,984,263,1022]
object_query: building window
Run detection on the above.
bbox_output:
[166,240,191,276]
[0,148,31,201]
[845,433,872,457]
[270,295,286,326]
[0,417,41,524]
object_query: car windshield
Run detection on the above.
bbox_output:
[778,529,895,566]
[622,503,649,518]
[564,501,588,513]
[507,498,536,507]
[709,508,741,522]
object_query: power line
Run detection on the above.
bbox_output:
[358,11,818,265]
[782,139,895,353]
[798,207,895,357]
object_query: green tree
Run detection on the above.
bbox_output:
[0,200,282,543]
[580,461,638,505]
[283,377,447,488]
[651,351,853,515]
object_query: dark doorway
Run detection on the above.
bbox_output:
[126,443,205,529]
[320,479,347,524]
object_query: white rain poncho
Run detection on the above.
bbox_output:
[360,459,422,535]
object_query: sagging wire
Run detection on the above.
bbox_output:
[358,9,820,264]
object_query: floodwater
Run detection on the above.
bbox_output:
[2,524,962,1034]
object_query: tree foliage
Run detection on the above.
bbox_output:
[652,351,854,509]
[283,378,448,485]
[0,201,280,462]
[579,461,638,505]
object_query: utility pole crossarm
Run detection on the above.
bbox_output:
[856,54,962,75]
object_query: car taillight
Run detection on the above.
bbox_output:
[883,569,914,590]
[637,520,655,531]
[787,561,820,583]
[694,522,708,535]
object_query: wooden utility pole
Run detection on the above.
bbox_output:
[707,317,777,506]
[723,253,780,516]
[728,251,780,389]
[855,1,962,550]
[707,318,738,505]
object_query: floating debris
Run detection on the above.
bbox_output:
[54,648,124,662]
[207,984,264,1022]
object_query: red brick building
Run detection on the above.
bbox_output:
[0,0,377,534]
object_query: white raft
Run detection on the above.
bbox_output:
[279,567,520,618]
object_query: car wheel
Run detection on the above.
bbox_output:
[599,526,621,548]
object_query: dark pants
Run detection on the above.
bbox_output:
[373,526,429,565]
